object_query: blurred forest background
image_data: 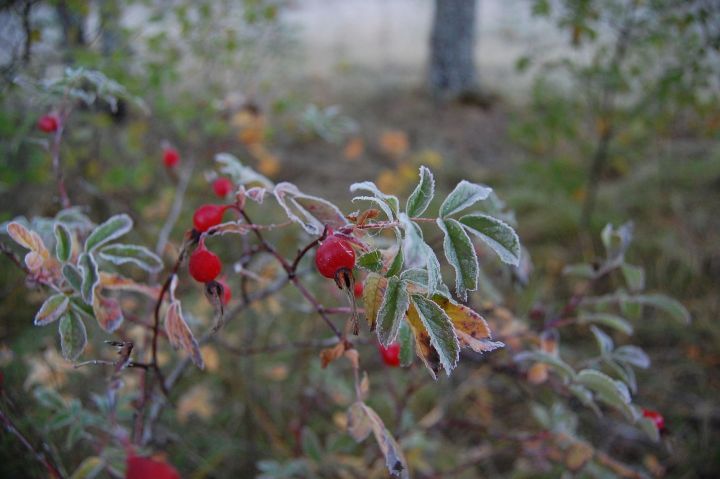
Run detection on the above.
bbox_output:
[1,0,719,477]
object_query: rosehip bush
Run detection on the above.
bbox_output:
[0,71,692,478]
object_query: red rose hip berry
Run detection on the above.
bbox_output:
[378,342,401,367]
[642,408,665,432]
[315,235,355,279]
[126,455,180,479]
[193,204,230,232]
[163,147,180,168]
[38,114,59,133]
[354,281,363,298]
[189,242,222,283]
[212,177,233,198]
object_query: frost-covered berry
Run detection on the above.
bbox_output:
[315,235,355,279]
[193,204,229,232]
[189,242,222,283]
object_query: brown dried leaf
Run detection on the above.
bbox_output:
[320,341,346,369]
[92,287,124,332]
[164,301,204,369]
[407,304,441,379]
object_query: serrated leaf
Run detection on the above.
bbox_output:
[398,321,414,367]
[400,215,425,269]
[591,326,614,356]
[515,351,576,383]
[34,294,69,326]
[439,180,492,217]
[357,250,383,272]
[352,195,395,222]
[406,305,441,379]
[437,218,478,301]
[98,244,163,272]
[432,295,503,353]
[459,213,521,266]
[165,300,204,369]
[79,253,99,304]
[54,223,72,262]
[579,312,633,335]
[376,277,410,346]
[385,246,404,277]
[410,295,460,376]
[63,264,83,291]
[84,214,133,252]
[569,384,601,416]
[362,273,386,330]
[274,182,348,235]
[405,166,434,217]
[636,293,691,324]
[621,263,645,292]
[576,369,634,419]
[606,359,638,394]
[613,345,650,369]
[215,152,274,188]
[6,221,54,273]
[349,181,400,218]
[424,243,444,297]
[58,313,87,361]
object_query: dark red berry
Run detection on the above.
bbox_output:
[38,114,59,133]
[163,147,180,168]
[212,177,233,198]
[315,235,355,279]
[126,455,180,479]
[354,282,363,298]
[193,204,229,232]
[642,409,665,432]
[189,244,222,283]
[218,278,232,305]
[378,342,400,367]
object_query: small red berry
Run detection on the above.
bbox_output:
[163,147,180,168]
[212,177,233,198]
[315,235,355,279]
[218,278,232,305]
[378,342,400,367]
[126,455,180,479]
[37,114,59,133]
[193,204,229,232]
[354,282,363,298]
[642,409,665,432]
[189,243,222,283]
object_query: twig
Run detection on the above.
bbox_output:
[0,406,64,478]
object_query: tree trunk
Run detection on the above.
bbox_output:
[428,0,478,100]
